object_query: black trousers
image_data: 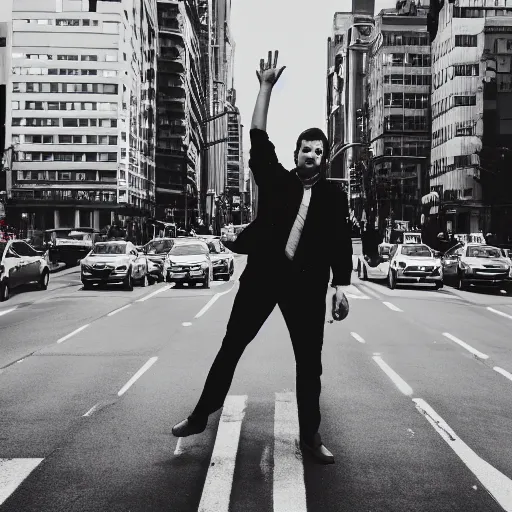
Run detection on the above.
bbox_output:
[192,256,329,442]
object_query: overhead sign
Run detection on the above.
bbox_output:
[485,26,512,33]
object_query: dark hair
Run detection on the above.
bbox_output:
[294,128,329,170]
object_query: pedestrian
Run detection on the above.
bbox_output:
[172,51,353,464]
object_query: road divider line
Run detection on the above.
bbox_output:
[136,284,172,302]
[83,403,101,417]
[174,437,184,456]
[107,304,132,317]
[350,332,366,344]
[197,395,247,512]
[413,398,512,511]
[442,332,489,360]
[382,301,403,312]
[0,307,17,317]
[273,392,307,512]
[57,324,89,344]
[0,458,44,505]
[195,282,237,319]
[493,366,512,382]
[117,357,158,396]
[487,307,512,321]
[182,322,192,327]
[373,356,413,396]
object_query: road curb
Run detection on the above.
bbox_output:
[50,265,80,276]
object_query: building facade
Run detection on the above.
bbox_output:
[3,0,157,240]
[366,4,431,230]
[155,0,207,229]
[428,0,512,239]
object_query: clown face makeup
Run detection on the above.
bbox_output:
[296,139,324,178]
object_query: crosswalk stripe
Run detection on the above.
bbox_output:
[0,458,44,504]
[198,395,247,512]
[273,392,307,512]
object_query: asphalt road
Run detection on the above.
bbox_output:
[1,253,512,511]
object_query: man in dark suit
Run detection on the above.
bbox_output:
[172,50,353,464]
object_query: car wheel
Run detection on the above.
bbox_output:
[457,273,466,291]
[0,281,10,302]
[124,270,134,291]
[362,265,368,281]
[388,270,396,290]
[203,274,210,289]
[435,281,443,290]
[39,269,50,290]
[140,273,148,287]
[82,281,93,290]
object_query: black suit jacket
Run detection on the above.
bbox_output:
[232,129,353,286]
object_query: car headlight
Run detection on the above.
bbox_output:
[116,265,127,271]
[201,261,209,269]
[214,259,226,266]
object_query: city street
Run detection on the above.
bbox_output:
[1,254,512,511]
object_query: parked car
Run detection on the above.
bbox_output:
[0,240,50,301]
[441,243,511,291]
[387,243,443,289]
[164,239,213,288]
[80,241,149,290]
[44,227,102,267]
[203,238,235,281]
[357,242,393,281]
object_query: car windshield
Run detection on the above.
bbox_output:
[207,241,221,254]
[169,243,208,256]
[146,239,174,254]
[466,246,502,258]
[92,243,127,255]
[401,245,432,257]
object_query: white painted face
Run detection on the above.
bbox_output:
[297,140,324,171]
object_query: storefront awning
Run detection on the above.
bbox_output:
[422,191,439,205]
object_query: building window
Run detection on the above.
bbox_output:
[56,19,80,26]
[12,101,20,110]
[453,95,476,107]
[87,135,98,144]
[384,93,404,107]
[57,54,79,60]
[455,121,475,136]
[81,54,98,61]
[455,35,477,47]
[454,64,479,77]
[63,118,78,127]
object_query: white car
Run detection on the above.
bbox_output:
[201,237,235,281]
[164,239,213,288]
[81,241,149,290]
[387,243,443,290]
[0,240,50,301]
[357,242,393,281]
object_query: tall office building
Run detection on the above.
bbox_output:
[155,0,208,228]
[428,0,512,239]
[3,0,157,239]
[366,3,431,229]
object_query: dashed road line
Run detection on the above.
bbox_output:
[136,284,172,302]
[493,366,512,383]
[83,403,102,417]
[195,281,238,319]
[355,283,382,299]
[442,332,489,360]
[182,322,192,327]
[197,395,247,512]
[350,332,366,344]
[414,398,512,511]
[382,301,403,312]
[117,357,158,396]
[0,307,17,317]
[107,304,132,317]
[0,458,44,505]
[372,356,413,396]
[57,324,89,344]
[273,392,307,512]
[487,307,512,321]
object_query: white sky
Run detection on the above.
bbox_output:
[230,0,394,170]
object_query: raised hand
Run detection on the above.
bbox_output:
[256,50,286,86]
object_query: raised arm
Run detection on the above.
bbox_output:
[251,50,286,131]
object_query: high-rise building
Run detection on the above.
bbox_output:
[427,0,512,239]
[0,20,9,219]
[155,0,208,229]
[2,0,157,240]
[366,3,431,229]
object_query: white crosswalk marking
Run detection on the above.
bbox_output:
[0,458,44,504]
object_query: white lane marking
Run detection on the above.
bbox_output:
[382,301,403,312]
[83,403,101,417]
[0,458,44,504]
[0,307,17,317]
[273,392,307,512]
[174,437,184,456]
[136,284,172,302]
[195,282,238,319]
[117,357,158,396]
[198,395,247,512]
[345,292,370,300]
[487,307,512,321]
[107,304,132,317]
[57,324,89,344]
[494,366,512,382]
[356,284,382,300]
[373,356,413,396]
[350,332,366,344]
[182,322,192,327]
[414,398,512,511]
[442,333,489,360]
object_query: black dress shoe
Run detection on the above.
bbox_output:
[300,433,335,465]
[172,415,208,437]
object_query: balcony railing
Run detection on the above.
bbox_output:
[10,189,117,204]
